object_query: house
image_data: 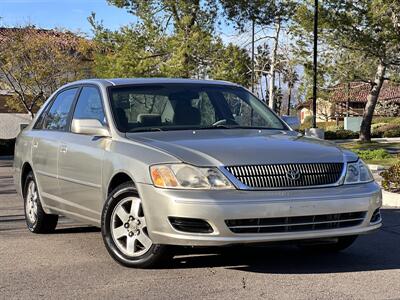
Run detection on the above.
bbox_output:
[0,27,93,139]
[297,81,400,123]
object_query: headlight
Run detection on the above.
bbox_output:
[344,159,373,184]
[150,164,234,190]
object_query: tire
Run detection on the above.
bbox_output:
[101,182,171,268]
[297,235,358,252]
[23,171,58,233]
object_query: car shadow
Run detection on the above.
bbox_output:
[37,209,400,274]
[53,226,100,234]
[165,208,400,274]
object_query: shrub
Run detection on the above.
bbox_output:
[373,117,400,125]
[372,124,400,138]
[354,149,391,161]
[325,130,359,140]
[371,122,387,131]
[300,116,313,130]
[325,124,344,132]
[380,162,400,193]
[383,127,400,138]
[0,139,16,156]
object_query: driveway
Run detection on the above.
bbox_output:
[1,158,400,299]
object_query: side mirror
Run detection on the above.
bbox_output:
[281,115,300,130]
[71,119,110,137]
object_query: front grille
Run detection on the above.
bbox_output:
[226,212,366,234]
[225,163,344,189]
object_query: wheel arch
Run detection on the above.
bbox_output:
[21,162,33,196]
[107,172,136,198]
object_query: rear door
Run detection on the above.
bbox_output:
[31,87,78,208]
[57,85,107,223]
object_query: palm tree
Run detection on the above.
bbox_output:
[283,64,299,116]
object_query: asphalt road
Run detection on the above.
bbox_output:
[1,158,400,299]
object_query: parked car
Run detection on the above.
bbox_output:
[14,78,382,268]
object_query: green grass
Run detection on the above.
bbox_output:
[339,141,400,151]
[372,117,400,125]
[363,157,400,166]
[339,142,400,166]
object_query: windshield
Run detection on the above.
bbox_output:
[108,84,288,132]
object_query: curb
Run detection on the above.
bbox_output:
[382,190,400,208]
[368,164,387,171]
[367,164,400,208]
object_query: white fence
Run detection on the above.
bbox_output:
[0,113,32,139]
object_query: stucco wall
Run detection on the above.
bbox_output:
[0,113,32,139]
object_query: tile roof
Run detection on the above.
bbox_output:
[329,81,400,103]
[0,27,91,60]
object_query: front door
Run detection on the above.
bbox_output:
[57,86,107,224]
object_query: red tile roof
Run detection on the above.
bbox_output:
[329,81,400,103]
[0,27,92,60]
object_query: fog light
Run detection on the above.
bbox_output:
[370,209,381,223]
[169,217,213,233]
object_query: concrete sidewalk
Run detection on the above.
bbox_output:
[333,137,400,144]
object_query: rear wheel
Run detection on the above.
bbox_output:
[297,235,358,252]
[101,182,171,268]
[23,171,58,233]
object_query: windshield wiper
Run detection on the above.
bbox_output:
[128,127,164,133]
[198,125,274,130]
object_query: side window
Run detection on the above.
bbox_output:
[43,88,77,131]
[73,87,105,124]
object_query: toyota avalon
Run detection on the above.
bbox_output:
[13,78,382,267]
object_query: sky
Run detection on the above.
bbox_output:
[0,0,136,35]
[0,0,286,99]
[0,0,243,40]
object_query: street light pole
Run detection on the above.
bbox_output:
[251,19,255,93]
[312,0,318,128]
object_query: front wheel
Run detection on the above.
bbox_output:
[101,182,171,268]
[297,235,358,252]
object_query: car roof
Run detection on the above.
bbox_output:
[65,78,240,88]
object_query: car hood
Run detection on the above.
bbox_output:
[125,129,356,166]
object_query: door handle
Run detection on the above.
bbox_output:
[60,144,68,153]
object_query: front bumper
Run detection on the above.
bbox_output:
[137,182,382,246]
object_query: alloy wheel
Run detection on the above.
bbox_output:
[25,180,38,224]
[110,197,152,257]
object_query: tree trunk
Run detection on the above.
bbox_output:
[287,85,292,116]
[359,62,386,142]
[268,19,281,112]
[28,110,34,119]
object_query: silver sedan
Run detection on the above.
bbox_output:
[14,78,382,268]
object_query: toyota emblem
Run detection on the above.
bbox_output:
[286,169,301,181]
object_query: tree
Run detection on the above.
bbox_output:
[89,14,169,78]
[106,0,218,78]
[281,45,299,115]
[254,43,271,101]
[220,0,297,111]
[0,26,92,117]
[211,42,251,87]
[375,100,400,117]
[296,0,400,141]
[92,2,251,85]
